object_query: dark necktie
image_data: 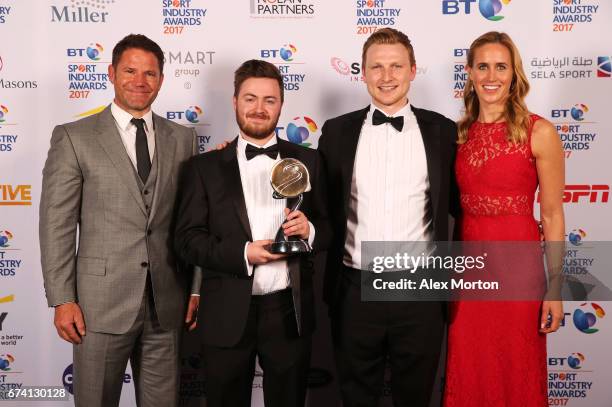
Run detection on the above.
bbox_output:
[372,109,404,132]
[245,143,279,161]
[131,118,151,182]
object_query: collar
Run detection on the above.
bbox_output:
[237,134,278,161]
[111,101,154,133]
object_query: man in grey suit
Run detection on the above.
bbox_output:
[39,34,201,407]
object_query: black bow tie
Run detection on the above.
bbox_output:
[245,143,279,160]
[372,109,404,132]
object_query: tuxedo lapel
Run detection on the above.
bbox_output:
[412,106,442,224]
[148,114,177,222]
[94,106,147,216]
[222,138,253,241]
[341,107,369,216]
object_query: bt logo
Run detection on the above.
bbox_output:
[261,44,298,62]
[573,303,605,334]
[0,105,8,123]
[548,353,585,370]
[442,0,511,21]
[551,104,589,121]
[567,229,586,246]
[67,43,104,61]
[166,106,203,123]
[0,354,14,371]
[286,116,318,146]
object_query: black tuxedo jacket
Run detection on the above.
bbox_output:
[174,137,330,346]
[317,105,460,307]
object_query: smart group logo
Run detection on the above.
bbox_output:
[553,0,601,32]
[250,0,316,19]
[162,0,207,35]
[163,49,215,86]
[0,105,19,153]
[0,354,14,371]
[0,231,13,248]
[285,116,318,147]
[0,55,39,90]
[597,56,611,78]
[548,352,593,402]
[260,44,306,92]
[550,103,597,159]
[66,43,109,99]
[330,57,363,83]
[442,0,511,21]
[51,0,118,23]
[567,229,586,246]
[573,302,605,334]
[355,0,402,35]
[0,4,12,24]
[166,106,209,153]
[530,55,595,80]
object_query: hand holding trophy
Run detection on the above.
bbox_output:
[269,158,312,254]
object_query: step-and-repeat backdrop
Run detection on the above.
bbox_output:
[1,1,611,406]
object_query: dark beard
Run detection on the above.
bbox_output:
[236,111,280,140]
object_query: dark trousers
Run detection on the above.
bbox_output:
[331,268,445,407]
[203,288,311,407]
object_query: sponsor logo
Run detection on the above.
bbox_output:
[66,43,109,99]
[0,313,6,331]
[166,106,209,153]
[51,0,118,23]
[567,229,586,246]
[530,55,595,80]
[0,354,14,371]
[0,231,12,248]
[260,44,306,92]
[0,5,11,24]
[162,0,207,35]
[553,0,601,32]
[539,185,609,204]
[0,55,39,89]
[0,103,18,152]
[0,229,23,278]
[285,116,318,147]
[597,56,611,78]
[63,363,132,395]
[442,0,511,20]
[548,351,593,401]
[355,0,402,35]
[451,48,469,98]
[250,0,316,19]
[573,302,605,334]
[179,352,206,402]
[0,185,32,206]
[0,295,14,304]
[550,103,597,159]
[163,49,215,84]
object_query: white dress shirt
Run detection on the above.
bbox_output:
[344,103,433,270]
[236,135,315,295]
[110,102,155,168]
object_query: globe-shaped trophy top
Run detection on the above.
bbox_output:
[270,158,309,198]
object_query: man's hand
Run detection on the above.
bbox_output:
[247,239,287,265]
[54,302,86,344]
[540,300,563,333]
[282,208,310,240]
[216,140,230,150]
[185,295,199,331]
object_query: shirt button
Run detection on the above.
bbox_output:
[143,190,149,195]
[141,262,148,268]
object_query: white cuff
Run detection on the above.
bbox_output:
[307,221,315,247]
[244,242,254,276]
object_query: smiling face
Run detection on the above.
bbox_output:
[467,42,514,111]
[108,48,164,118]
[233,77,282,144]
[363,43,416,115]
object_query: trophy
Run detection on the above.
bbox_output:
[269,158,312,254]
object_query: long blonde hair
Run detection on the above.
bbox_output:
[458,31,531,144]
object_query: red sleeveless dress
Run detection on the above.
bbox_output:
[443,115,548,407]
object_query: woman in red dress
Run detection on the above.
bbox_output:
[443,32,565,406]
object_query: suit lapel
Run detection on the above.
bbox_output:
[148,114,177,222]
[412,106,442,224]
[94,106,147,216]
[222,138,253,241]
[341,107,369,217]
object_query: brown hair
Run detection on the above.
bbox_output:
[233,59,284,103]
[112,34,165,74]
[458,31,531,144]
[362,28,416,69]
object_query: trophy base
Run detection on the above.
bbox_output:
[269,240,311,254]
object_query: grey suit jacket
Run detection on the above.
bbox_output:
[40,105,201,334]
